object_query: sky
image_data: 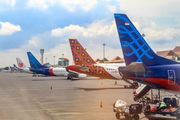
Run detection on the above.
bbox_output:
[1,0,180,67]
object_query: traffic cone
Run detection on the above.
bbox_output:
[163,90,165,93]
[115,80,117,85]
[51,86,52,89]
[100,101,103,108]
[101,82,103,84]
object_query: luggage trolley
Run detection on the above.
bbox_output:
[113,99,142,120]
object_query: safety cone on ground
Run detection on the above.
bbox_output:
[163,90,165,93]
[50,86,52,89]
[115,80,117,85]
[100,101,103,108]
[101,82,103,84]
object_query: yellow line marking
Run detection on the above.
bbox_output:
[19,108,65,112]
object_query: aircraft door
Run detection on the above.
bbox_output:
[167,70,176,85]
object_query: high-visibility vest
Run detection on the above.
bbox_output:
[160,102,166,108]
[143,95,147,99]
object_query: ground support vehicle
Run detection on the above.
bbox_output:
[113,99,142,120]
[144,96,180,120]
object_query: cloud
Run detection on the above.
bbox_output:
[51,20,116,38]
[85,41,123,61]
[142,27,180,41]
[6,19,121,67]
[11,0,15,7]
[51,25,84,38]
[118,0,178,17]
[26,0,97,11]
[22,37,39,49]
[26,0,56,10]
[0,49,29,67]
[107,5,116,12]
[60,0,97,11]
[0,0,16,7]
[0,22,21,35]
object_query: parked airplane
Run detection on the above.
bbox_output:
[27,52,86,79]
[16,58,34,74]
[1,67,13,73]
[66,39,124,80]
[114,13,180,93]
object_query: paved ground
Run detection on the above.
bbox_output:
[0,72,167,120]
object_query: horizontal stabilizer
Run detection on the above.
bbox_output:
[29,67,37,71]
[122,62,148,73]
[75,65,89,72]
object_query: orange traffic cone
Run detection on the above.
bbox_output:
[51,86,52,89]
[115,80,117,85]
[100,101,103,108]
[101,82,103,84]
[163,90,165,93]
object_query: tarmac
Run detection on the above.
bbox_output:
[0,72,155,120]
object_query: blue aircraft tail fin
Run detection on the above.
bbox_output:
[13,64,18,71]
[114,14,179,66]
[27,52,48,69]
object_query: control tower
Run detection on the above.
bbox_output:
[40,49,44,64]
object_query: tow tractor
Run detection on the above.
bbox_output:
[113,99,142,120]
[144,95,180,120]
[134,84,180,119]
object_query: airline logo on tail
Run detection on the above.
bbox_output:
[68,39,120,79]
[114,14,154,63]
[18,63,23,68]
[114,14,179,66]
[13,64,18,71]
[69,39,96,66]
[16,58,26,68]
[27,52,43,70]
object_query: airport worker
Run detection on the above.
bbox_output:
[157,101,167,111]
[139,98,143,105]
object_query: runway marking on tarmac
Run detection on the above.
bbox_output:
[19,108,65,112]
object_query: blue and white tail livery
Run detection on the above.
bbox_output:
[27,52,48,70]
[13,64,18,71]
[114,14,179,66]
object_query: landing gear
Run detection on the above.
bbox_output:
[32,74,36,77]
[67,76,73,80]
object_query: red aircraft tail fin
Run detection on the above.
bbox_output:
[69,39,97,66]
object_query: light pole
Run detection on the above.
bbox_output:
[103,43,105,63]
[46,58,47,63]
[54,56,55,66]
